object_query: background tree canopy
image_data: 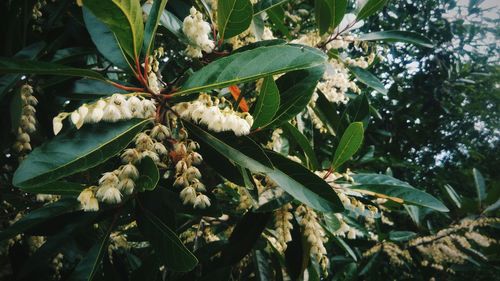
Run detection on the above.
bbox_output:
[0,0,498,280]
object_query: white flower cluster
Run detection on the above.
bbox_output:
[77,125,169,211]
[173,93,254,136]
[182,7,215,58]
[172,137,211,209]
[296,205,329,274]
[315,59,361,104]
[230,25,275,50]
[331,213,363,240]
[146,47,165,94]
[274,203,293,251]
[326,35,355,49]
[13,85,38,159]
[53,94,156,135]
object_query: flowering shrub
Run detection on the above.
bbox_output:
[0,0,498,280]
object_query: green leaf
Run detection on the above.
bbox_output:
[220,211,271,265]
[68,79,126,100]
[156,7,184,39]
[83,8,132,70]
[332,122,364,169]
[0,199,79,241]
[136,156,159,191]
[217,0,253,40]
[187,123,343,212]
[351,173,450,212]
[315,0,348,34]
[284,218,307,279]
[388,231,417,242]
[332,236,358,261]
[136,204,198,271]
[142,0,168,55]
[253,0,288,15]
[312,89,342,136]
[21,181,86,196]
[357,31,434,48]
[83,0,144,61]
[0,57,107,81]
[337,93,370,135]
[266,65,325,127]
[282,123,320,170]
[176,44,327,96]
[251,76,280,129]
[69,222,113,281]
[473,168,486,204]
[356,0,388,20]
[267,6,291,39]
[443,184,462,209]
[349,66,387,94]
[0,42,45,101]
[13,119,150,188]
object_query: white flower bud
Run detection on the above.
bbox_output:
[153,142,168,155]
[100,187,122,204]
[121,148,140,163]
[117,178,135,194]
[103,104,121,122]
[53,117,63,135]
[176,160,188,174]
[180,186,197,205]
[186,166,201,181]
[150,124,171,140]
[193,194,211,209]
[188,152,203,165]
[141,150,160,163]
[99,172,119,185]
[174,175,187,188]
[119,163,139,180]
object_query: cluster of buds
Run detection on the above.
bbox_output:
[172,131,210,209]
[274,203,293,251]
[13,85,38,160]
[182,7,215,58]
[331,213,363,239]
[296,205,329,274]
[173,93,254,136]
[51,253,64,280]
[146,47,165,94]
[337,191,379,218]
[53,94,156,135]
[32,0,46,20]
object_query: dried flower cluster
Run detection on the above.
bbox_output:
[53,94,156,135]
[173,93,254,136]
[13,85,38,160]
[274,203,293,251]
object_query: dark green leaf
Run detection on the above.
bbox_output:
[254,0,288,15]
[0,199,79,241]
[136,204,198,271]
[282,123,320,170]
[350,66,387,94]
[388,231,417,242]
[473,168,486,204]
[331,0,348,28]
[142,0,168,55]
[357,30,434,48]
[442,184,462,209]
[69,222,113,281]
[252,76,280,129]
[267,6,291,39]
[156,7,184,38]
[351,173,450,212]
[68,79,126,99]
[284,217,307,279]
[312,89,342,136]
[356,0,388,20]
[83,8,132,70]
[315,0,332,35]
[253,250,274,281]
[332,122,364,169]
[0,57,107,81]
[136,156,159,191]
[83,0,144,60]
[217,0,253,39]
[21,181,85,196]
[13,119,150,188]
[176,44,326,96]
[266,65,325,127]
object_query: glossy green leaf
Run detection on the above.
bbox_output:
[0,57,107,81]
[136,156,159,191]
[266,65,325,127]
[0,42,45,101]
[69,223,113,281]
[332,122,364,169]
[267,5,291,39]
[388,231,417,242]
[251,76,280,129]
[13,119,150,188]
[67,79,126,100]
[357,30,434,48]
[330,0,349,28]
[356,0,388,20]
[217,0,253,40]
[187,123,343,212]
[443,184,462,209]
[142,0,168,55]
[337,93,370,135]
[473,168,486,204]
[350,66,387,94]
[156,7,184,38]
[253,0,288,15]
[0,199,79,241]
[83,0,144,60]
[136,204,198,271]
[284,218,307,279]
[351,173,450,212]
[83,8,131,70]
[21,181,85,196]
[315,0,348,34]
[176,44,327,96]
[282,123,320,170]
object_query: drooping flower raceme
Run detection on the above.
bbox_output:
[172,93,254,136]
[13,84,38,160]
[52,94,156,135]
[182,7,215,58]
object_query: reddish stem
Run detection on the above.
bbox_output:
[108,81,145,92]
